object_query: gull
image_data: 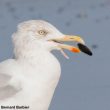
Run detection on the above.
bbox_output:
[0,20,92,110]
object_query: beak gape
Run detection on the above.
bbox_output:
[51,35,93,57]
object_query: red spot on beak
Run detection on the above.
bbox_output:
[70,47,80,53]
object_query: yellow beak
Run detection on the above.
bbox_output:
[57,35,85,44]
[51,35,85,53]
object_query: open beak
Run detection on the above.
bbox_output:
[50,35,92,56]
[51,35,85,53]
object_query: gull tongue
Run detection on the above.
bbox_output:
[60,49,69,59]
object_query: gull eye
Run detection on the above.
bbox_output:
[38,30,47,36]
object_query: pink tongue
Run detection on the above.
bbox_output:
[60,49,69,59]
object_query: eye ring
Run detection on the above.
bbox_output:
[38,30,47,36]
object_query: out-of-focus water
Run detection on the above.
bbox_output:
[0,0,110,110]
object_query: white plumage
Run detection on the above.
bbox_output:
[0,20,85,110]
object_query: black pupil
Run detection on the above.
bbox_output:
[41,31,44,34]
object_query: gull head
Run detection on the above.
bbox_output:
[12,20,92,58]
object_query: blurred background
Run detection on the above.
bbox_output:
[0,0,110,110]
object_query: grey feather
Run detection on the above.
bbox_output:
[0,73,11,87]
[0,73,21,100]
